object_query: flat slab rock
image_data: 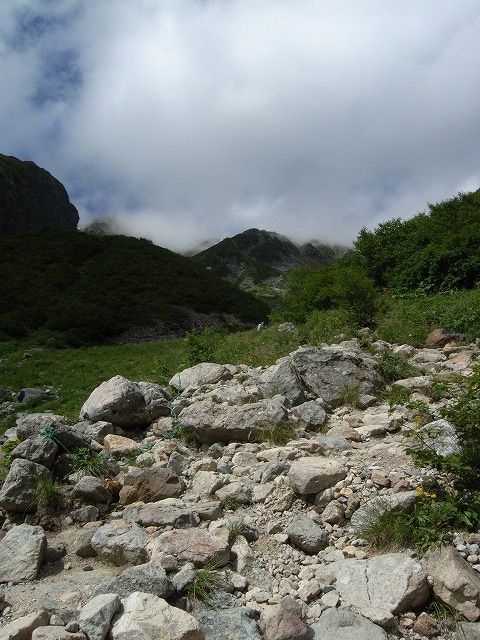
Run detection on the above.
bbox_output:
[0,523,46,583]
[288,457,347,495]
[151,529,230,567]
[111,591,204,640]
[91,521,150,566]
[311,607,388,640]
[316,552,429,627]
[195,606,262,640]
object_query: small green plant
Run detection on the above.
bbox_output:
[374,349,418,384]
[258,423,295,445]
[33,472,65,514]
[185,328,222,366]
[68,447,109,478]
[223,497,241,511]
[379,385,411,409]
[0,438,20,481]
[339,384,361,407]
[187,565,220,605]
[228,521,248,544]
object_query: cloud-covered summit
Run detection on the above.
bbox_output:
[1,0,479,251]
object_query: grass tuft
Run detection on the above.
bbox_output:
[33,472,65,513]
[187,566,220,605]
[68,447,109,478]
[258,423,295,445]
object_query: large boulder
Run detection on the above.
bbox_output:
[110,591,204,640]
[316,553,429,627]
[0,610,50,640]
[422,545,480,621]
[169,363,232,391]
[78,593,121,640]
[91,521,150,566]
[288,457,347,495]
[11,435,58,468]
[0,458,49,512]
[119,465,185,505]
[290,346,381,406]
[311,608,387,640]
[151,529,230,567]
[179,398,288,443]
[16,413,89,449]
[258,358,305,408]
[79,376,170,427]
[0,523,46,583]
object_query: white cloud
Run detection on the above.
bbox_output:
[1,0,480,249]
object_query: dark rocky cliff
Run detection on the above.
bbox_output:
[0,154,79,235]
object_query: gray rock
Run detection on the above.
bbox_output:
[0,523,46,583]
[169,363,232,391]
[44,541,66,563]
[79,376,170,427]
[124,502,200,528]
[259,596,310,640]
[291,400,327,429]
[17,387,50,403]
[71,505,100,523]
[171,563,196,592]
[73,475,112,504]
[110,591,204,639]
[350,491,418,531]
[91,521,149,566]
[196,606,261,639]
[291,345,381,407]
[254,462,289,484]
[316,553,429,626]
[415,419,460,456]
[76,420,114,444]
[16,413,89,449]
[73,523,100,558]
[457,622,480,640]
[179,398,288,443]
[79,593,121,640]
[151,529,230,567]
[258,358,305,408]
[0,458,49,512]
[422,545,480,621]
[11,435,58,468]
[96,563,174,599]
[286,514,328,554]
[119,465,185,505]
[31,627,87,639]
[311,607,387,640]
[215,481,252,504]
[288,457,347,495]
[0,610,50,640]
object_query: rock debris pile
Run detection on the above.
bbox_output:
[0,336,479,639]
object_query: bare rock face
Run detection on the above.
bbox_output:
[288,457,347,495]
[0,458,49,512]
[111,591,204,640]
[311,608,388,640]
[422,545,480,621]
[78,593,121,640]
[259,596,310,640]
[290,346,381,406]
[80,376,170,427]
[258,358,305,407]
[0,523,46,583]
[151,529,230,567]
[0,154,79,235]
[169,363,232,391]
[119,465,185,505]
[178,398,288,443]
[91,521,150,566]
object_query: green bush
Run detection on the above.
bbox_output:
[185,328,222,366]
[374,349,418,384]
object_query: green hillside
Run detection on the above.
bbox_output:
[0,230,268,346]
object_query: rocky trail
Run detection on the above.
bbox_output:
[1,332,480,640]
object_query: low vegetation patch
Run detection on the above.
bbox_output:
[68,447,110,478]
[187,566,221,605]
[258,423,296,446]
[374,349,418,384]
[33,472,65,514]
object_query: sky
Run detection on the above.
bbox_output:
[1,0,480,252]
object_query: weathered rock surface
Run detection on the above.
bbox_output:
[291,345,381,406]
[258,358,305,407]
[80,376,170,427]
[119,465,185,505]
[288,457,347,495]
[179,398,288,443]
[15,413,89,449]
[152,529,230,567]
[124,501,199,528]
[422,545,480,621]
[286,514,328,553]
[196,605,261,639]
[0,523,46,583]
[311,608,388,640]
[170,363,232,391]
[73,476,112,504]
[78,593,121,640]
[0,610,50,640]
[91,521,149,566]
[32,627,87,639]
[0,458,49,512]
[259,596,310,640]
[11,436,58,468]
[96,563,174,599]
[291,400,327,429]
[111,591,204,639]
[317,553,429,626]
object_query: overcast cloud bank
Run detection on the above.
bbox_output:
[1,0,479,251]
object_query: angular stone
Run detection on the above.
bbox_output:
[287,515,328,554]
[291,401,327,429]
[179,398,288,444]
[422,545,480,621]
[259,596,310,640]
[291,345,381,406]
[169,363,232,391]
[311,608,387,640]
[415,419,460,456]
[258,358,305,408]
[0,523,46,583]
[80,376,169,427]
[124,501,199,528]
[0,611,50,640]
[91,521,149,566]
[11,436,58,468]
[32,628,87,640]
[0,458,49,512]
[119,465,185,505]
[316,553,429,626]
[78,593,121,640]
[16,413,89,449]
[196,606,261,640]
[111,591,204,639]
[152,529,229,567]
[288,457,347,495]
[215,481,252,505]
[96,563,174,599]
[103,434,139,457]
[457,622,480,640]
[231,535,255,573]
[73,475,112,504]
